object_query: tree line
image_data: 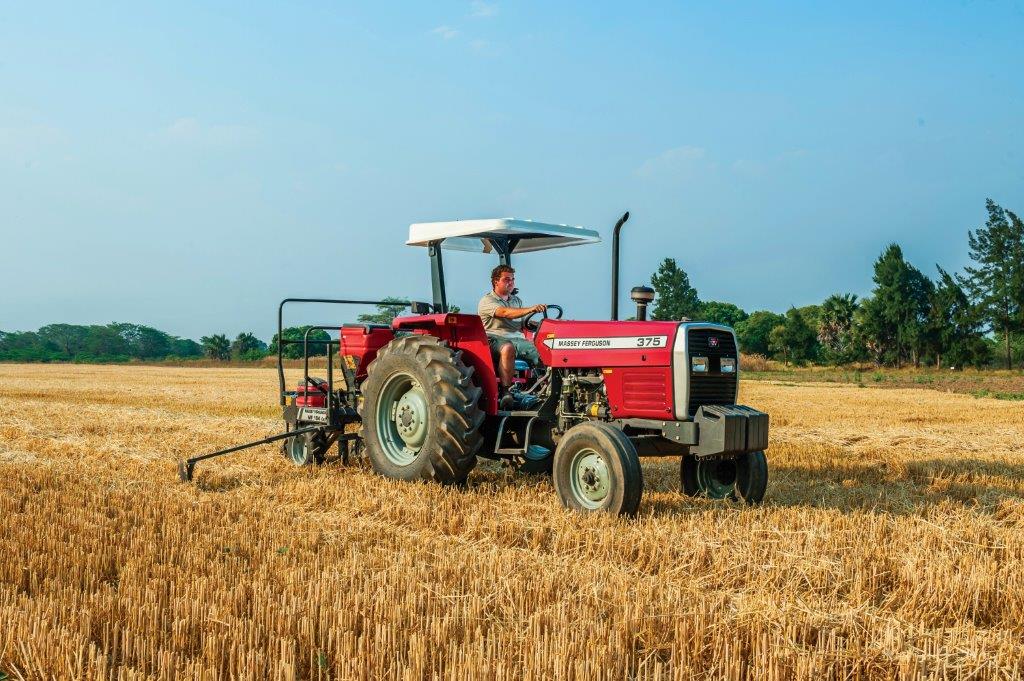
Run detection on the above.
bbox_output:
[649,199,1024,369]
[0,324,341,363]
[0,323,204,363]
[0,294,427,363]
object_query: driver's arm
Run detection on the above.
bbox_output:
[493,304,546,319]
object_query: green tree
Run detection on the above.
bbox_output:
[113,323,172,359]
[37,324,89,359]
[768,324,788,364]
[650,258,702,321]
[926,267,989,369]
[778,307,818,364]
[84,325,130,359]
[169,337,203,358]
[357,297,410,325]
[699,301,748,328]
[861,244,932,368]
[855,296,887,365]
[0,330,58,361]
[735,311,785,355]
[904,271,935,368]
[231,332,267,360]
[796,304,822,335]
[2,323,199,362]
[817,294,860,365]
[200,334,231,361]
[959,199,1024,369]
[269,326,331,359]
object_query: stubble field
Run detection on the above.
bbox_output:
[1,363,1023,680]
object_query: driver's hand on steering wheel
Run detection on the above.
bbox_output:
[531,304,547,313]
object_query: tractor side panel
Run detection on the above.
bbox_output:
[534,319,679,368]
[602,366,675,419]
[339,325,395,380]
[393,314,501,415]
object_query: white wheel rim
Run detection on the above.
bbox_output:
[376,372,428,466]
[569,447,610,509]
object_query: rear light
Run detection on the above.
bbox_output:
[691,356,708,373]
[445,314,458,326]
[721,358,736,373]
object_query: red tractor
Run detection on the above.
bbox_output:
[180,214,769,516]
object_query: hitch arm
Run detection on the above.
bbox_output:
[178,425,324,482]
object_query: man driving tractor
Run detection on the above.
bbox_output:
[478,264,545,409]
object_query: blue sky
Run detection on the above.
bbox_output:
[2,1,1022,340]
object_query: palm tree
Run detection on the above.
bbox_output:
[200,334,231,360]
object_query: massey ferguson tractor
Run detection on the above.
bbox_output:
[180,213,769,516]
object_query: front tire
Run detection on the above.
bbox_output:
[681,450,768,504]
[359,335,483,484]
[553,422,642,516]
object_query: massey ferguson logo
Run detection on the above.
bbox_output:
[709,336,720,348]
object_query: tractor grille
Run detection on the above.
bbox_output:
[686,328,738,417]
[688,328,738,356]
[687,374,738,416]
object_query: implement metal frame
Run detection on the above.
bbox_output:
[179,298,417,482]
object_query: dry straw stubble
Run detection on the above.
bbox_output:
[1,364,1023,679]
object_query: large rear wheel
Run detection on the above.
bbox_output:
[359,335,483,484]
[681,450,768,504]
[553,422,642,516]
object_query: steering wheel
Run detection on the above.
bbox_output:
[523,304,563,332]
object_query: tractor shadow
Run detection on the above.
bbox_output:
[636,456,1024,518]
[760,458,1024,517]
[460,456,1024,519]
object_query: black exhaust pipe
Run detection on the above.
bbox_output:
[610,211,630,320]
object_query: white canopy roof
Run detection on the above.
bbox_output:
[407,218,601,254]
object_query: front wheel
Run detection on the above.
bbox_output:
[553,422,642,516]
[681,450,768,504]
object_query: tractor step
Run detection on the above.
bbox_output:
[493,414,540,457]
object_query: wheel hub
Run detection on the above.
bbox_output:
[697,458,738,499]
[571,449,609,507]
[394,388,428,448]
[375,372,430,466]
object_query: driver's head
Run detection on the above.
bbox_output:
[491,265,515,297]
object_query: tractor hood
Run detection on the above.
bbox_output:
[534,319,680,368]
[535,320,740,421]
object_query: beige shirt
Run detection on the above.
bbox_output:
[478,291,524,336]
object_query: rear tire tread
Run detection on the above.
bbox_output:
[359,335,482,484]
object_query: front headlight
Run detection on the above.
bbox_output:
[691,356,708,373]
[721,357,736,373]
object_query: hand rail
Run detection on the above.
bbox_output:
[277,298,414,405]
